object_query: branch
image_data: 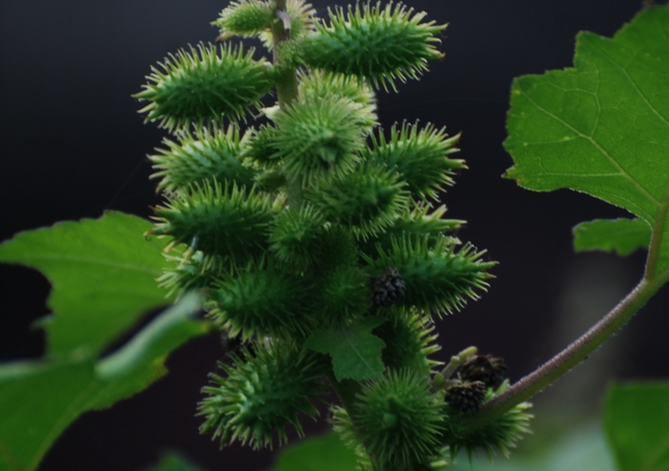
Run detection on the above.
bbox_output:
[463,275,665,430]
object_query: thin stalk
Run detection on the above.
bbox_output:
[464,275,665,430]
[644,182,669,280]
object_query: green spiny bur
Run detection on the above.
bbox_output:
[274,96,367,183]
[364,122,464,201]
[135,43,273,130]
[301,2,446,91]
[358,203,464,257]
[207,266,314,339]
[151,181,274,267]
[157,250,226,298]
[269,204,327,270]
[298,70,378,133]
[366,234,495,316]
[306,163,409,239]
[213,0,275,37]
[350,369,445,469]
[313,265,370,325]
[149,126,256,193]
[198,344,325,449]
[373,307,441,375]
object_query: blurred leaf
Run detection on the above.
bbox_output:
[447,422,615,471]
[0,211,174,359]
[142,451,206,471]
[573,219,651,256]
[0,293,206,471]
[504,5,669,275]
[272,431,357,471]
[605,381,669,471]
[305,317,385,381]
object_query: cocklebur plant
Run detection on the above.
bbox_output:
[2,2,668,471]
[134,0,531,469]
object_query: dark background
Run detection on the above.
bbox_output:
[1,0,667,470]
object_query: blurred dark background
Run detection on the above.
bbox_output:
[1,0,667,469]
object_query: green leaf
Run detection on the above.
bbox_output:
[573,218,651,256]
[0,294,206,471]
[0,211,173,360]
[447,422,615,471]
[504,5,669,275]
[304,317,386,381]
[272,431,357,471]
[604,381,669,471]
[142,451,207,471]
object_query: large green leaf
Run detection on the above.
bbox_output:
[573,218,651,256]
[605,382,669,471]
[504,5,669,275]
[272,431,357,471]
[0,211,173,359]
[0,293,206,471]
[305,317,386,382]
[0,213,210,470]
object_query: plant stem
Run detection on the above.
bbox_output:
[327,373,363,415]
[644,182,669,279]
[463,274,666,430]
[271,0,302,207]
[466,178,669,429]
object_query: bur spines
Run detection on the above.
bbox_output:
[135,43,273,131]
[198,344,325,449]
[149,126,255,193]
[150,181,274,268]
[301,1,447,91]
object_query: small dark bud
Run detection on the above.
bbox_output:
[371,267,405,307]
[221,335,253,357]
[445,381,487,414]
[459,354,507,388]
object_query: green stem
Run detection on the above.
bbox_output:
[271,0,302,207]
[465,178,669,431]
[644,182,669,280]
[464,275,665,430]
[467,183,669,429]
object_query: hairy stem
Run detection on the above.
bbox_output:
[464,275,666,430]
[644,182,669,280]
[465,178,669,430]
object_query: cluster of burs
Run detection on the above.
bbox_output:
[135,1,531,469]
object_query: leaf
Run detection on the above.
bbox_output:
[0,211,173,360]
[504,5,669,275]
[573,218,651,256]
[0,293,206,471]
[604,381,669,471]
[447,422,615,471]
[272,431,358,471]
[142,451,207,471]
[305,317,386,381]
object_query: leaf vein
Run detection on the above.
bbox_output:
[519,86,660,207]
